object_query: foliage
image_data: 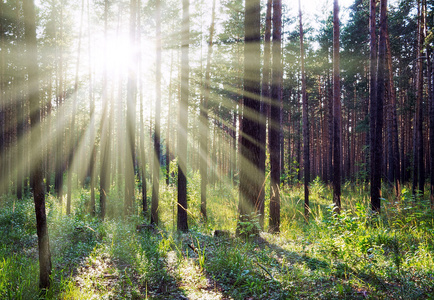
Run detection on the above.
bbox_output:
[1,179,433,299]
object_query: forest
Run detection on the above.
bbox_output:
[0,0,433,298]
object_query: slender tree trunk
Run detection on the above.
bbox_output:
[166,49,175,186]
[88,0,96,215]
[100,0,111,220]
[178,0,190,232]
[385,22,400,196]
[333,0,341,212]
[125,0,138,216]
[199,0,216,220]
[23,0,52,288]
[67,0,84,215]
[413,0,425,195]
[259,0,272,229]
[428,11,434,206]
[299,0,310,220]
[151,0,162,224]
[369,0,381,212]
[269,0,282,231]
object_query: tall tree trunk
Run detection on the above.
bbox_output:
[373,0,387,212]
[299,0,310,220]
[200,0,216,220]
[385,22,400,196]
[151,0,162,224]
[413,0,425,195]
[23,0,52,288]
[369,0,381,212]
[333,0,341,212]
[178,0,190,232]
[270,0,282,231]
[259,0,272,229]
[166,49,175,186]
[100,0,110,220]
[428,7,434,206]
[54,5,64,200]
[237,0,261,237]
[125,0,138,216]
[67,0,84,215]
[88,0,96,216]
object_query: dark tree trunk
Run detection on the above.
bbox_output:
[237,0,261,237]
[372,0,386,212]
[299,0,310,220]
[369,0,381,212]
[385,23,400,195]
[178,0,189,232]
[23,0,52,289]
[269,0,282,232]
[151,0,161,225]
[429,9,434,206]
[333,0,341,213]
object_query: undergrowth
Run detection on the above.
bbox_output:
[0,177,433,299]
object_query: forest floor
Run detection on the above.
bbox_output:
[1,179,434,299]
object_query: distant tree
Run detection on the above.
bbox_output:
[333,0,341,212]
[151,0,162,225]
[23,0,52,288]
[269,0,282,232]
[125,0,138,216]
[237,0,261,237]
[178,0,189,232]
[100,0,110,220]
[67,0,84,215]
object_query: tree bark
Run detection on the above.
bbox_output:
[237,0,261,237]
[199,0,216,220]
[270,0,282,232]
[259,0,272,229]
[333,0,341,213]
[23,0,52,289]
[125,0,138,216]
[178,0,190,232]
[151,0,162,224]
[299,0,310,220]
[413,0,425,196]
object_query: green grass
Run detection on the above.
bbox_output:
[0,176,433,299]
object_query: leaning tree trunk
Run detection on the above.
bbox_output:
[23,0,52,289]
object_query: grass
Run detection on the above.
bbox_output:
[0,175,433,299]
